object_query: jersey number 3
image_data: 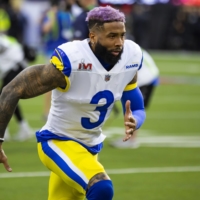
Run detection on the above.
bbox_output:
[81,90,114,129]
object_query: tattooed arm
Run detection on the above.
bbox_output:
[0,63,66,171]
[0,63,66,140]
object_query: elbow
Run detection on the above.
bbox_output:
[1,84,21,102]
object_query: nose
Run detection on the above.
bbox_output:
[115,36,124,47]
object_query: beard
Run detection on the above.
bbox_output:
[93,41,123,66]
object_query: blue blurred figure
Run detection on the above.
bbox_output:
[72,0,97,40]
[41,0,73,60]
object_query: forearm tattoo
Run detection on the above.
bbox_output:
[0,64,66,138]
[87,172,110,190]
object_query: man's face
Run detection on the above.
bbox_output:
[92,21,126,66]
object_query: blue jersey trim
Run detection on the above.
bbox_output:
[97,56,111,70]
[138,53,143,70]
[36,130,103,155]
[54,47,72,77]
[41,141,87,190]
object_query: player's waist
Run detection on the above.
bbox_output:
[36,129,104,154]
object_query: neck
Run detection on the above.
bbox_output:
[88,42,112,71]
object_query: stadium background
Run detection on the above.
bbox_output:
[0,0,200,200]
[99,0,200,51]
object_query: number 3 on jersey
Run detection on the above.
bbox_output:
[81,90,114,129]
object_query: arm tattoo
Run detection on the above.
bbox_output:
[87,172,110,190]
[0,63,66,138]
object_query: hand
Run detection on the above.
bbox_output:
[0,148,12,172]
[123,100,137,142]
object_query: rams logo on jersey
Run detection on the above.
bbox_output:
[126,63,138,69]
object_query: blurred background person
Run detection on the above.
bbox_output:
[21,0,50,51]
[65,0,83,19]
[41,0,73,60]
[0,1,11,34]
[110,49,159,148]
[72,0,98,40]
[0,0,26,44]
[0,0,38,62]
[40,0,74,119]
[0,33,33,141]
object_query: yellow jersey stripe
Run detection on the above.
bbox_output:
[124,82,137,91]
[50,56,64,71]
[56,76,71,92]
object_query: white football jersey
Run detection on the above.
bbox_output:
[40,39,143,146]
[0,34,24,79]
[137,49,159,87]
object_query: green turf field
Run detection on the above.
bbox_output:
[0,51,200,200]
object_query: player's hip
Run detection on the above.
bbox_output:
[37,140,105,193]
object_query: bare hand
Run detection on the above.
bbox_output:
[0,149,12,172]
[123,100,137,142]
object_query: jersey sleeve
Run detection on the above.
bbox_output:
[138,51,143,70]
[50,47,72,92]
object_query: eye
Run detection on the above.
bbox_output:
[121,34,125,38]
[109,35,115,39]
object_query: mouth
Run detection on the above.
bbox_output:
[111,51,121,56]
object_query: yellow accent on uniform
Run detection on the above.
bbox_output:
[56,76,71,92]
[50,56,64,71]
[124,82,137,91]
[50,56,71,92]
[37,140,105,200]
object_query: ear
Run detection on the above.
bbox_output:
[89,31,97,44]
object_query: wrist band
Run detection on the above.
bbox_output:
[0,138,4,142]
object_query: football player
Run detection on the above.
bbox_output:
[0,6,145,200]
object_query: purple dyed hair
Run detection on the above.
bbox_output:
[86,6,125,29]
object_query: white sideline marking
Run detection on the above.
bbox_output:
[21,111,199,120]
[0,171,50,178]
[6,126,200,148]
[0,166,200,179]
[105,128,200,147]
[107,166,200,174]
